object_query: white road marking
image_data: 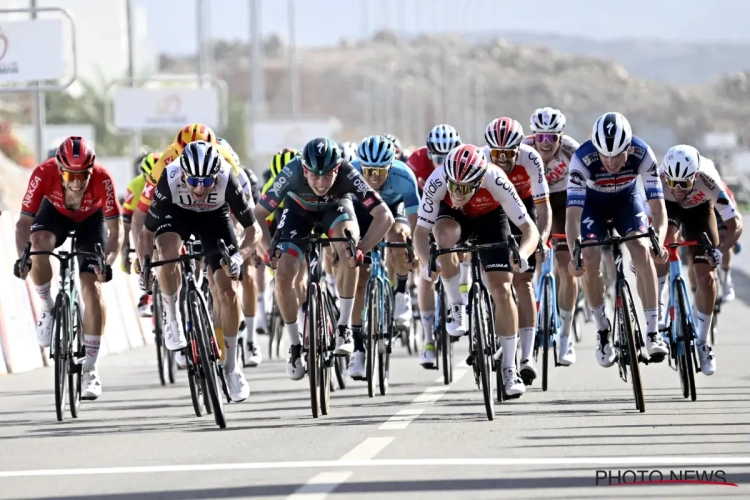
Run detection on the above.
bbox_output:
[378,409,425,430]
[2,456,749,478]
[286,472,353,500]
[339,437,394,461]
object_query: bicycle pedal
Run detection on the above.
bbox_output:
[504,392,522,400]
[648,353,666,364]
[351,375,366,381]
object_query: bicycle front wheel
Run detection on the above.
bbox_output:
[471,284,494,421]
[191,290,226,428]
[541,275,553,392]
[68,300,83,418]
[675,280,697,401]
[378,287,393,396]
[619,280,646,413]
[52,293,68,422]
[366,280,381,398]
[306,283,320,418]
[439,289,453,385]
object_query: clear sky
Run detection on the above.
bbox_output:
[135,0,750,55]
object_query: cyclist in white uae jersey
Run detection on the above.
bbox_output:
[414,144,539,397]
[137,141,262,403]
[566,112,669,368]
[655,145,742,376]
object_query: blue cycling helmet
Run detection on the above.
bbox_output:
[358,135,395,167]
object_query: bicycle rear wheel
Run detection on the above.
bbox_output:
[68,300,83,418]
[366,280,380,398]
[379,287,393,396]
[619,280,646,413]
[439,288,453,385]
[675,280,697,401]
[192,290,226,428]
[307,283,320,418]
[541,275,552,392]
[472,284,494,421]
[53,293,68,422]
[319,288,333,415]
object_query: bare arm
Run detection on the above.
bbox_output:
[719,214,743,252]
[105,218,124,266]
[358,203,395,253]
[253,204,273,255]
[565,206,583,251]
[517,220,540,261]
[238,221,262,260]
[414,224,432,268]
[15,214,33,257]
[131,208,147,248]
[536,200,552,242]
[647,199,667,247]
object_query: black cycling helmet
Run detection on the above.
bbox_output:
[301,138,342,175]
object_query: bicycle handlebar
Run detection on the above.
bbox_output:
[428,233,521,273]
[18,241,106,276]
[573,227,661,270]
[270,228,358,264]
[376,238,415,263]
[142,239,231,295]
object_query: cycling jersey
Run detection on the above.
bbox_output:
[241,166,261,204]
[417,164,531,229]
[482,143,549,203]
[21,159,121,222]
[122,175,147,224]
[661,157,737,221]
[521,134,579,194]
[257,157,383,214]
[136,142,244,213]
[351,158,420,215]
[566,136,663,208]
[406,146,435,189]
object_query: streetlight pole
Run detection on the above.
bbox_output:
[29,0,45,164]
[288,0,301,119]
[248,0,266,162]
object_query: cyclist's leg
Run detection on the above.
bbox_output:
[241,252,261,364]
[27,199,69,346]
[682,204,718,374]
[549,191,576,364]
[513,197,538,375]
[716,214,735,301]
[655,202,683,329]
[387,202,413,325]
[349,202,373,377]
[323,247,338,300]
[323,199,360,355]
[433,202,465,336]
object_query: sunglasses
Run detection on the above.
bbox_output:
[489,148,518,164]
[60,169,92,182]
[429,153,446,165]
[447,179,479,195]
[362,164,391,177]
[186,175,217,187]
[665,178,694,190]
[535,133,560,144]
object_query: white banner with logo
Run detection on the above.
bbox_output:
[250,119,342,156]
[113,87,221,130]
[0,19,65,84]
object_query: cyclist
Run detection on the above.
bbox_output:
[407,124,464,367]
[715,181,738,302]
[338,141,358,163]
[121,151,160,317]
[414,144,539,397]
[347,135,420,379]
[566,112,669,367]
[483,117,550,385]
[137,141,260,402]
[524,107,580,366]
[253,138,393,381]
[15,136,122,400]
[384,133,409,163]
[655,145,742,375]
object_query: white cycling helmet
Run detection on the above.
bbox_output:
[530,107,566,133]
[592,112,632,157]
[180,140,222,177]
[662,145,700,180]
[427,124,461,155]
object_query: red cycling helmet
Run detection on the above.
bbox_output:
[56,136,95,171]
[485,117,525,149]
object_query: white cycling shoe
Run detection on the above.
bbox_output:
[447,303,468,337]
[226,368,250,402]
[420,344,436,369]
[558,335,576,366]
[163,318,187,351]
[394,292,412,326]
[36,312,54,348]
[697,344,716,376]
[348,351,366,379]
[503,367,526,397]
[81,370,102,400]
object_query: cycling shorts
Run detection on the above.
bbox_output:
[580,190,649,243]
[275,198,355,262]
[666,200,719,265]
[549,190,568,252]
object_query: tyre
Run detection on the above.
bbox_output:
[53,293,67,422]
[472,284,494,421]
[366,280,380,398]
[193,291,225,428]
[68,300,83,418]
[675,280,697,401]
[307,284,320,418]
[620,280,646,413]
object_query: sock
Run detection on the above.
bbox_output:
[395,274,408,294]
[591,304,608,332]
[83,334,100,371]
[223,336,238,372]
[657,274,668,326]
[284,321,300,345]
[245,316,256,344]
[459,261,472,286]
[421,310,435,344]
[498,334,518,370]
[297,307,306,331]
[559,309,574,338]
[257,296,267,319]
[327,274,339,297]
[519,327,535,362]
[644,308,658,336]
[338,297,354,327]
[162,292,179,323]
[352,325,365,352]
[696,311,712,345]
[443,273,463,305]
[35,282,54,312]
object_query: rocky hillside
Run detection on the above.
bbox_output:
[160,32,750,154]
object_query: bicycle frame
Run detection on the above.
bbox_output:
[666,244,696,357]
[534,242,559,350]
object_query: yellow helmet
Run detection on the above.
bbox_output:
[270,148,297,177]
[140,151,160,178]
[174,123,216,150]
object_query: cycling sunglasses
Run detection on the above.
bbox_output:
[60,169,92,182]
[362,164,391,177]
[665,177,694,190]
[535,133,560,144]
[186,175,217,187]
[489,148,518,164]
[447,179,479,195]
[429,153,447,165]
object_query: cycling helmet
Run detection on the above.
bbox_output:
[485,118,525,149]
[383,133,402,152]
[338,142,357,163]
[302,138,342,175]
[358,135,395,167]
[530,107,566,133]
[139,152,161,178]
[592,112,632,157]
[444,144,488,185]
[663,145,700,180]
[270,148,298,177]
[427,124,461,155]
[56,136,95,171]
[180,140,222,178]
[174,123,216,149]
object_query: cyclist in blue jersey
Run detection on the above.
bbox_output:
[347,135,420,378]
[566,112,669,367]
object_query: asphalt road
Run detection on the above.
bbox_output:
[1,271,750,499]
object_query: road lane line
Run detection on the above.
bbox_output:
[3,456,750,477]
[286,472,353,500]
[339,437,394,461]
[378,409,425,430]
